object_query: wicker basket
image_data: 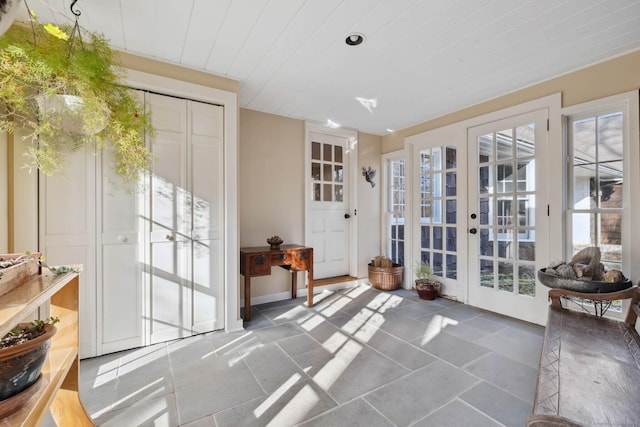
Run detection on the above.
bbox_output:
[368,263,403,291]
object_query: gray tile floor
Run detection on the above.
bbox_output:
[60,285,545,426]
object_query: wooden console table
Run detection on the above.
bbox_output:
[240,245,314,321]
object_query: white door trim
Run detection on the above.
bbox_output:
[124,69,242,332]
[304,122,358,281]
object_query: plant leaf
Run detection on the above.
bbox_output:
[43,24,69,41]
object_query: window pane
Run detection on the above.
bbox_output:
[496,129,513,161]
[497,229,514,258]
[517,160,533,192]
[516,124,535,158]
[311,163,320,180]
[518,241,535,261]
[323,184,332,201]
[334,145,343,163]
[335,185,343,202]
[498,261,514,292]
[598,112,623,162]
[446,254,457,279]
[421,226,430,248]
[572,212,596,253]
[446,200,456,224]
[497,163,513,193]
[599,162,622,208]
[573,117,596,162]
[446,172,456,196]
[334,165,343,182]
[479,166,491,194]
[313,183,320,201]
[600,212,621,262]
[478,134,493,163]
[446,227,456,251]
[446,146,457,169]
[479,197,492,225]
[480,229,493,256]
[433,253,443,277]
[323,143,332,161]
[311,142,321,160]
[480,260,494,288]
[433,226,443,250]
[518,265,535,296]
[323,164,332,181]
[573,165,596,209]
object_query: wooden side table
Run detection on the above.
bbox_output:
[239,244,314,321]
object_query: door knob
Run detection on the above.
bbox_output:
[344,213,351,219]
[469,228,477,235]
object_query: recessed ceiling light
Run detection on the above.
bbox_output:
[386,128,395,133]
[345,33,365,46]
[355,97,377,113]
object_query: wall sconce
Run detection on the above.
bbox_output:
[362,166,376,188]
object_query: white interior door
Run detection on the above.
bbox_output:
[308,131,351,279]
[147,93,192,343]
[467,109,549,325]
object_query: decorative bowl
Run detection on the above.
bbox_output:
[537,268,632,293]
[267,236,283,250]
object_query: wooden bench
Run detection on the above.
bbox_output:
[528,285,640,426]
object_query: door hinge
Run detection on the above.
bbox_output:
[547,205,550,216]
[547,119,549,131]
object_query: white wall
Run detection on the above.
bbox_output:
[0,133,7,253]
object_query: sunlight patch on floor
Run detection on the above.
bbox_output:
[365,293,404,313]
[93,360,119,388]
[313,339,362,391]
[420,314,458,346]
[266,384,319,427]
[254,373,302,418]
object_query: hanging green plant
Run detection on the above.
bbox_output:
[0,9,154,189]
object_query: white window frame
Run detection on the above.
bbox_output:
[562,90,640,318]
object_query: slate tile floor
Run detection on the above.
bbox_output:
[51,285,545,426]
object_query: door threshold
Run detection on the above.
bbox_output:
[311,275,357,287]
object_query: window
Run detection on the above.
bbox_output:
[569,112,623,272]
[565,92,639,315]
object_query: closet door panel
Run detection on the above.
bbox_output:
[147,93,191,344]
[100,146,143,353]
[190,101,224,332]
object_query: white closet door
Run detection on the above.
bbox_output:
[40,146,97,358]
[147,93,192,344]
[189,100,224,333]
[99,142,144,354]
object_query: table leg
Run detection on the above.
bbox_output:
[291,271,297,299]
[244,274,251,321]
[307,266,314,308]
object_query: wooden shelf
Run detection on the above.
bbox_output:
[0,271,93,426]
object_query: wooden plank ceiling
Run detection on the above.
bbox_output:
[24,0,640,135]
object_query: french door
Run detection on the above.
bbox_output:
[467,109,549,324]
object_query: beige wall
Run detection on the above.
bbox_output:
[356,132,382,278]
[383,50,640,152]
[239,109,306,298]
[0,133,7,253]
[239,109,384,298]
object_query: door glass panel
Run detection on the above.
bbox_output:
[312,141,321,160]
[476,122,536,297]
[419,145,458,281]
[335,145,343,163]
[323,184,331,201]
[323,143,332,161]
[313,183,320,201]
[387,159,405,266]
[311,163,320,180]
[496,129,513,160]
[334,165,343,182]
[516,124,535,157]
[323,164,332,181]
[335,185,343,202]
